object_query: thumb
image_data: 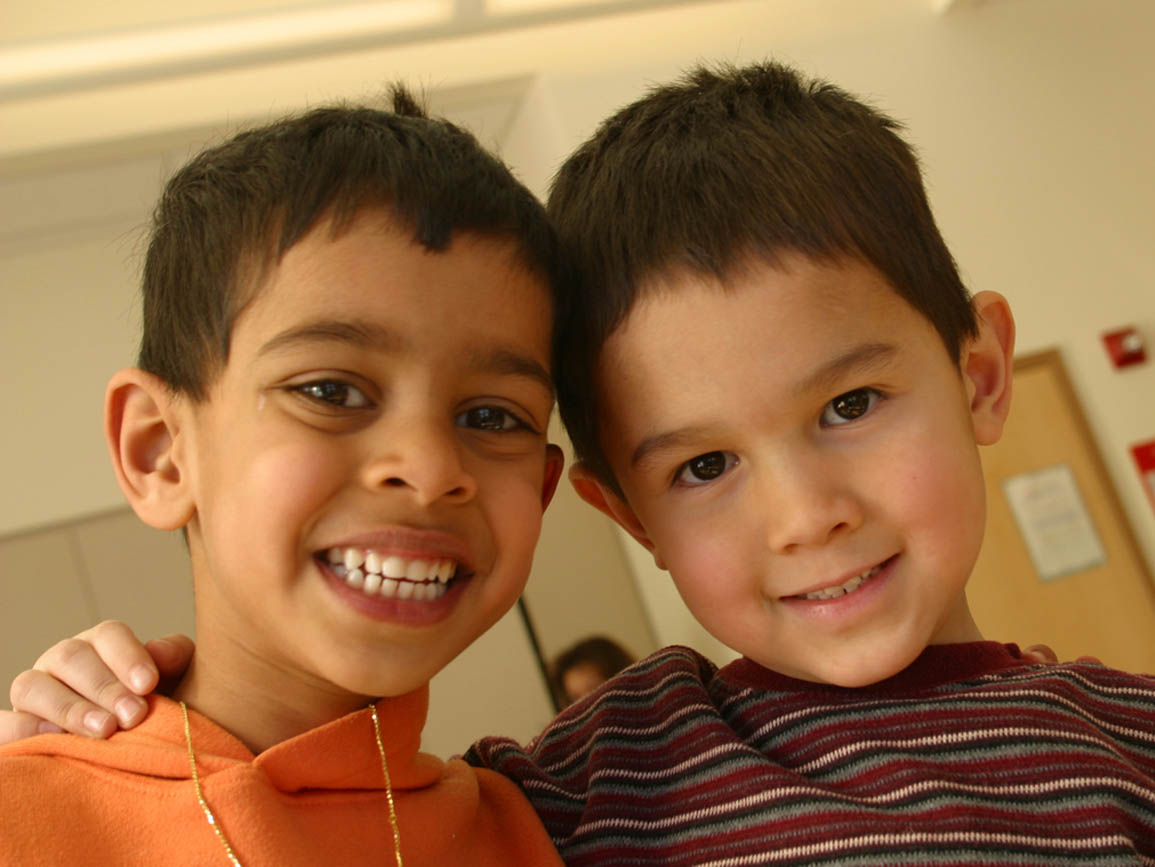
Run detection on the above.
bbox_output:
[0,710,62,747]
[144,634,196,681]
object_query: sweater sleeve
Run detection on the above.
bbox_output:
[465,646,722,848]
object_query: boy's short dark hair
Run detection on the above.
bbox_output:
[141,87,556,398]
[550,61,978,493]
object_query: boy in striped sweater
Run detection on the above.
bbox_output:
[6,62,1155,864]
[466,61,1155,863]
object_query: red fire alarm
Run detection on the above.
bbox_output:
[1134,441,1155,513]
[1102,327,1146,368]
[1134,440,1155,513]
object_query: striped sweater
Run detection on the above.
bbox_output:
[467,642,1155,865]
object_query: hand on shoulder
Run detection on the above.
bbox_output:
[2,621,194,745]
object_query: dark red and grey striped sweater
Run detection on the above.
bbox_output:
[467,642,1155,865]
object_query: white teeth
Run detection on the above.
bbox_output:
[801,565,882,601]
[325,547,458,602]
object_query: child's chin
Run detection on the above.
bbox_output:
[818,667,899,688]
[334,669,437,701]
[788,647,920,688]
[318,650,458,700]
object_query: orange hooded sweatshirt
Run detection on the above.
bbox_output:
[0,689,560,866]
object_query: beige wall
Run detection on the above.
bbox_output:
[0,511,195,699]
[2,0,1153,667]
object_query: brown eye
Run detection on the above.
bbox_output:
[457,406,527,433]
[676,451,738,486]
[822,388,880,426]
[294,380,371,409]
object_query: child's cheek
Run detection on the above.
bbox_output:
[481,468,548,570]
[662,509,747,604]
[235,437,347,530]
[891,437,986,563]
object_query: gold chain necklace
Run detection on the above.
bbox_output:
[179,701,403,866]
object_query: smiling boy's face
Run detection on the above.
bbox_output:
[575,254,1013,687]
[171,208,561,703]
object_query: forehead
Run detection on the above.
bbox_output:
[605,254,912,365]
[595,255,940,428]
[230,209,553,372]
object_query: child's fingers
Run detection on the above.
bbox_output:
[143,634,196,680]
[1022,644,1058,664]
[26,631,150,732]
[8,667,128,737]
[64,620,160,696]
[0,710,63,746]
[1023,645,1103,665]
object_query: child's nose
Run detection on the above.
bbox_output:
[361,420,477,506]
[761,455,862,553]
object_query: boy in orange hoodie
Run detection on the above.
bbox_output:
[0,90,564,866]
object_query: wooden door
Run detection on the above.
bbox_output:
[968,349,1155,673]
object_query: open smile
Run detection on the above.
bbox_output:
[788,557,894,601]
[321,546,465,602]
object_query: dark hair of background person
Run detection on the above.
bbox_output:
[550,636,636,707]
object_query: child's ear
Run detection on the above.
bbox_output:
[569,463,666,570]
[105,369,195,531]
[540,444,565,510]
[962,291,1016,446]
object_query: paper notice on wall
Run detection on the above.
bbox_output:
[1002,464,1107,581]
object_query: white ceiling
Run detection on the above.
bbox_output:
[1,0,975,103]
[0,0,977,237]
[1,0,717,100]
[2,0,700,45]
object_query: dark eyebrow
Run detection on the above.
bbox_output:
[258,320,406,356]
[629,342,898,471]
[257,318,553,396]
[795,342,897,397]
[631,425,718,471]
[465,346,554,398]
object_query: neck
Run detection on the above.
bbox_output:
[172,636,373,754]
[931,597,984,645]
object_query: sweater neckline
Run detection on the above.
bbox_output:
[6,688,448,795]
[173,688,446,793]
[719,641,1027,694]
